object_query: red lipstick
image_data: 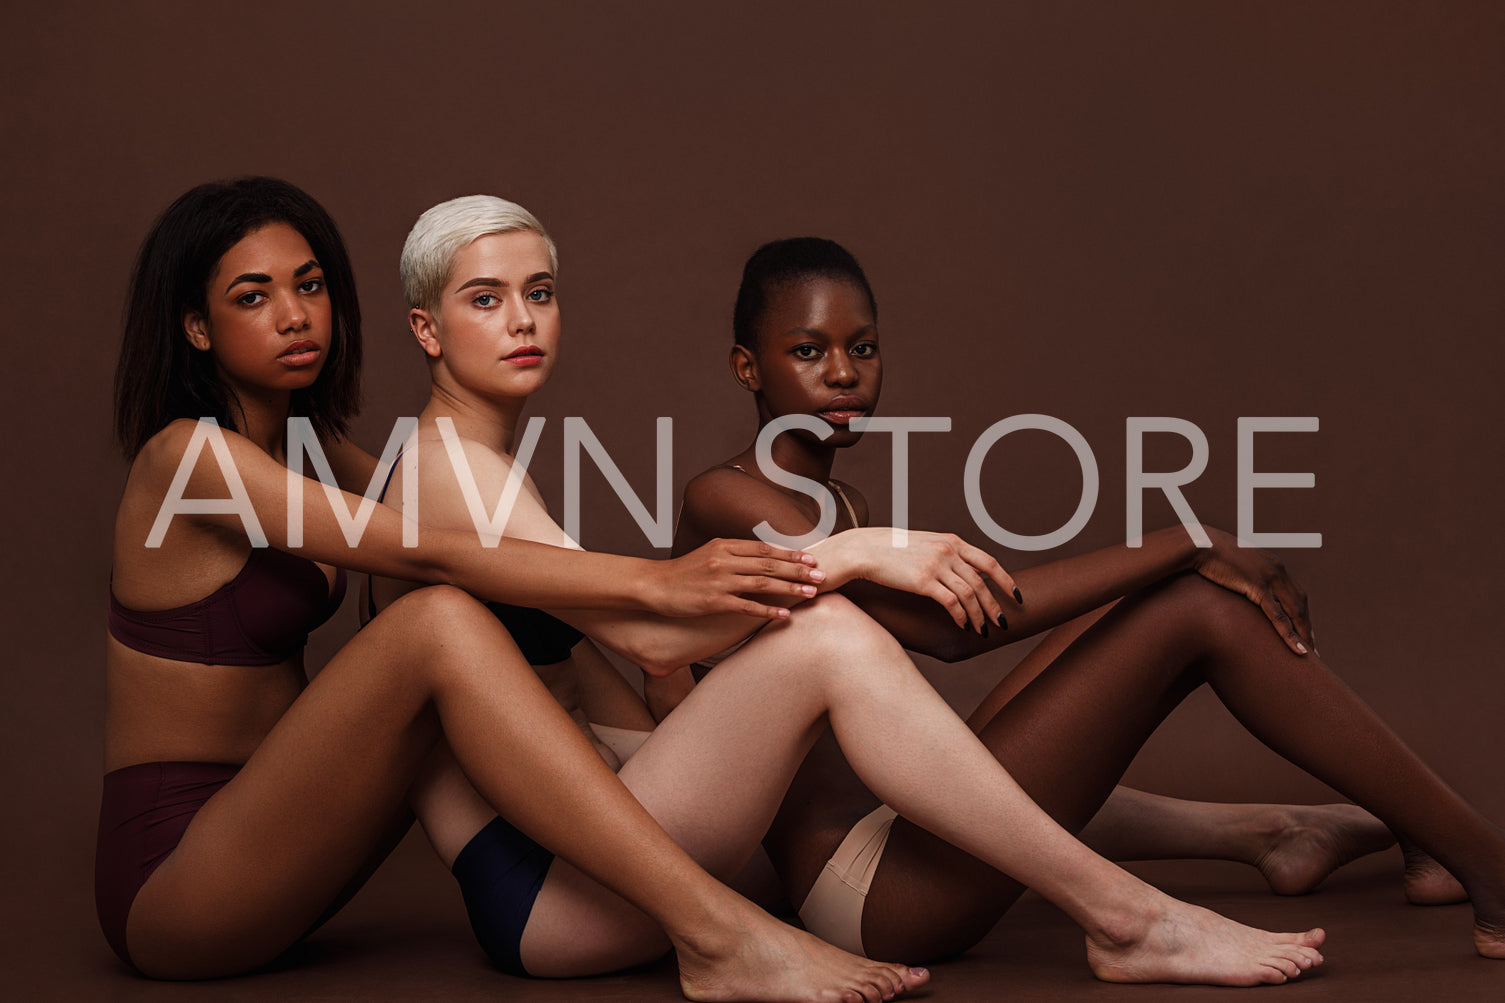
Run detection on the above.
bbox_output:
[504,345,544,367]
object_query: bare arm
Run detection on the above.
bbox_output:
[386,438,1011,675]
[318,436,383,495]
[126,419,818,619]
[675,466,1314,663]
[376,437,806,673]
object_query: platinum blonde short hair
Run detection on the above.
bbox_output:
[400,195,558,312]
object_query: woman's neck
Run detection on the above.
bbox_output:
[229,389,293,461]
[736,419,838,489]
[420,381,528,457]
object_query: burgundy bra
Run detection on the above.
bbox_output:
[108,547,347,666]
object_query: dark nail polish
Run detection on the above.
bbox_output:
[1013,587,1024,604]
[981,623,989,638]
[996,613,1008,630]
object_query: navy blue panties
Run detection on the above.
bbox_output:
[451,815,556,976]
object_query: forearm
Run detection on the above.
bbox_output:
[846,524,1204,661]
[1010,523,1204,634]
[422,534,665,613]
[548,605,772,677]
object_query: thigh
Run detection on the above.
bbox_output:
[522,605,844,974]
[966,603,1115,730]
[864,588,1200,959]
[125,591,520,978]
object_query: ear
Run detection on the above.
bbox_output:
[183,311,211,352]
[410,307,443,358]
[730,345,760,391]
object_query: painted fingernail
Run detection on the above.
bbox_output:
[1296,642,1308,654]
[1013,587,1024,604]
[996,612,1008,630]
[980,623,989,638]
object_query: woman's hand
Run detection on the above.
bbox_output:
[1193,526,1315,655]
[644,539,825,620]
[810,528,1016,632]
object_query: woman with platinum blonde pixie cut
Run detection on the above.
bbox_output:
[101,177,930,1003]
[369,193,1331,988]
[401,195,559,313]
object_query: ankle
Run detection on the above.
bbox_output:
[1084,886,1161,950]
[666,895,757,961]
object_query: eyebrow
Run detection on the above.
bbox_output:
[224,259,320,293]
[455,271,554,292]
[779,324,878,339]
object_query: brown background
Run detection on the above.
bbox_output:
[2,1,1503,997]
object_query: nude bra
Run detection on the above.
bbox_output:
[365,450,584,667]
[108,547,347,666]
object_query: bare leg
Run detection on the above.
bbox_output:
[1080,789,1393,895]
[502,595,1324,986]
[972,607,1396,894]
[860,574,1504,961]
[125,587,924,1002]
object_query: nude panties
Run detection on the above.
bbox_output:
[95,761,241,969]
[797,804,899,956]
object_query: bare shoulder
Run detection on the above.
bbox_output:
[416,434,545,503]
[681,464,819,541]
[829,478,871,527]
[131,418,254,498]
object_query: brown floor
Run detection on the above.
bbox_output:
[11,830,1504,1001]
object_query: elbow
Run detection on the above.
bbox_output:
[635,645,685,679]
[614,633,682,678]
[927,637,970,664]
[891,625,970,663]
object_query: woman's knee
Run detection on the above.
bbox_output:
[1140,572,1259,642]
[364,585,525,689]
[787,594,904,662]
[377,583,490,632]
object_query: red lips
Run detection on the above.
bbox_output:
[504,345,544,367]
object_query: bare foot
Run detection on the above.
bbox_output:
[1401,842,1469,906]
[1086,891,1325,986]
[676,907,929,1003]
[1475,916,1505,959]
[1253,803,1395,895]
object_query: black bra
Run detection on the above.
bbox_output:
[366,450,584,666]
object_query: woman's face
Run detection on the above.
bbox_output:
[418,230,560,401]
[185,222,332,396]
[740,276,881,447]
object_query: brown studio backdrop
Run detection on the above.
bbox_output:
[1,0,1502,975]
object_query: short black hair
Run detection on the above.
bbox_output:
[113,177,362,458]
[732,237,877,350]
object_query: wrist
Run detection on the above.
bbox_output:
[806,532,861,590]
[635,558,671,614]
[1179,523,1214,570]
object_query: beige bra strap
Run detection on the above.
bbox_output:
[828,480,861,529]
[726,464,861,529]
